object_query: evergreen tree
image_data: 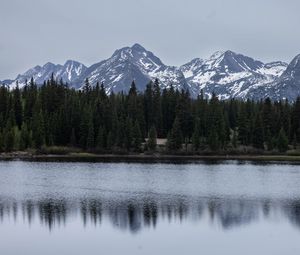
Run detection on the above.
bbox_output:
[83,78,91,94]
[96,126,105,150]
[208,128,219,151]
[132,120,142,151]
[167,117,183,151]
[277,128,289,152]
[86,119,95,149]
[232,128,238,148]
[4,129,15,152]
[147,126,157,151]
[238,106,250,145]
[192,118,201,151]
[106,131,114,150]
[127,81,138,120]
[0,132,3,152]
[292,133,297,149]
[32,110,45,149]
[79,107,91,148]
[70,128,77,147]
[152,79,163,136]
[124,117,133,150]
[20,123,31,150]
[252,114,264,149]
[265,129,274,151]
[13,82,23,129]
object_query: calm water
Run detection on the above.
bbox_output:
[1,161,300,255]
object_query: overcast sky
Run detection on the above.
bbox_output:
[1,0,300,79]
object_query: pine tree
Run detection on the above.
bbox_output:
[79,106,91,148]
[144,82,154,132]
[232,128,238,148]
[208,128,219,151]
[0,132,3,152]
[167,117,183,151]
[132,120,142,152]
[4,114,16,152]
[96,126,105,150]
[4,129,15,152]
[252,114,264,149]
[106,131,114,150]
[83,78,91,94]
[20,123,31,150]
[292,133,297,149]
[124,117,133,151]
[147,126,157,151]
[277,128,289,152]
[238,107,249,145]
[262,98,274,138]
[70,128,77,147]
[13,82,23,129]
[32,111,45,149]
[265,129,274,151]
[127,81,138,120]
[86,119,95,149]
[192,118,201,151]
[152,79,162,136]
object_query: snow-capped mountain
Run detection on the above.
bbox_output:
[7,60,87,88]
[1,43,300,101]
[245,55,300,101]
[181,50,288,99]
[73,43,188,93]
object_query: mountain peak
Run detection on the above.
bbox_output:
[64,60,85,67]
[209,50,245,61]
[223,50,236,57]
[210,50,226,60]
[64,59,78,64]
[290,54,300,67]
[282,53,300,79]
[131,43,146,52]
[112,43,147,59]
[43,62,56,68]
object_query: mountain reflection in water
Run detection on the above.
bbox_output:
[1,195,300,233]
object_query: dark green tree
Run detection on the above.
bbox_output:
[86,119,95,149]
[13,82,23,129]
[147,126,157,151]
[252,114,264,149]
[167,117,183,151]
[192,118,201,151]
[19,123,31,150]
[4,129,15,152]
[32,110,44,149]
[96,126,105,150]
[208,128,219,151]
[70,128,77,147]
[132,120,142,151]
[277,128,289,152]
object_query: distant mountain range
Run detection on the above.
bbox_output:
[1,43,300,101]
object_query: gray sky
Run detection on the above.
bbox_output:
[1,0,300,80]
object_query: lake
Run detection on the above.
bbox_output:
[0,160,300,255]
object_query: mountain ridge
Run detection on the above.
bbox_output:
[1,43,299,100]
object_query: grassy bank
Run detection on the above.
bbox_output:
[1,148,300,163]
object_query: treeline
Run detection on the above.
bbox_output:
[0,75,299,154]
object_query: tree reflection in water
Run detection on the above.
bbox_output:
[1,195,300,233]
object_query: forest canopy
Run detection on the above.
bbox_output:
[0,75,299,155]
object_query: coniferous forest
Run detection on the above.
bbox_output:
[0,75,299,155]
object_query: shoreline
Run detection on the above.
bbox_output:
[1,152,300,163]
